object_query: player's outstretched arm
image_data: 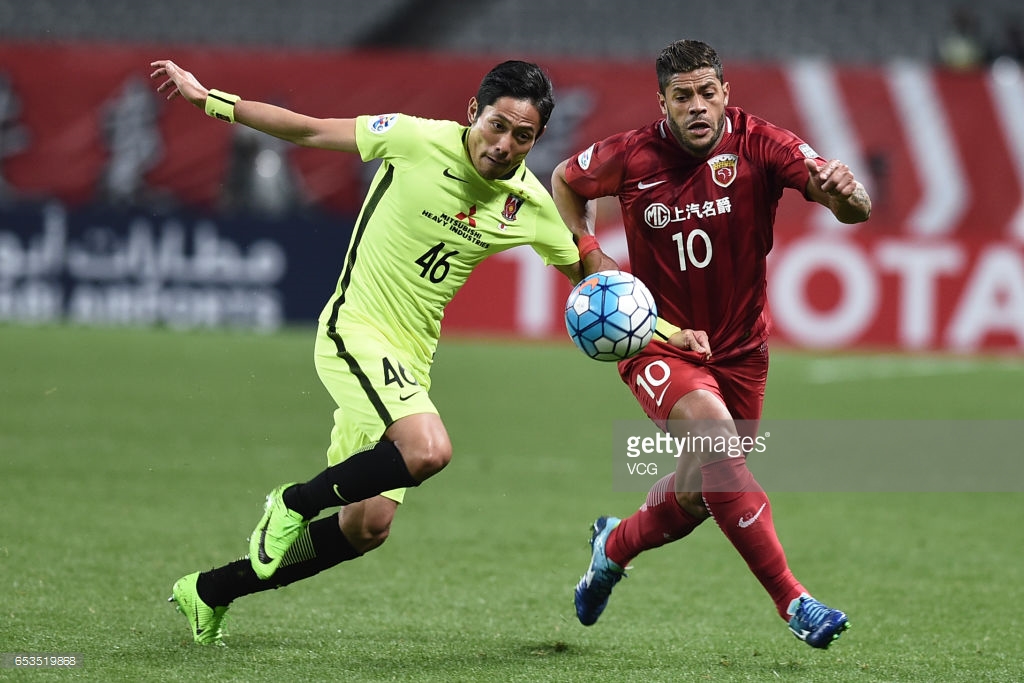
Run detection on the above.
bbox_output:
[804,158,872,224]
[551,159,619,277]
[150,59,358,153]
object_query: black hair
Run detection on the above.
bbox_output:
[476,60,555,129]
[656,40,724,92]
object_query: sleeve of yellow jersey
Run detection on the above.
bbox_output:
[530,190,581,267]
[354,113,421,164]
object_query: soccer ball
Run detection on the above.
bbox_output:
[565,270,658,361]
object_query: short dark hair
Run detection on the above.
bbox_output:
[476,60,555,129]
[656,40,724,92]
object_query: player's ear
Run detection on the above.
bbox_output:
[467,97,479,124]
[535,124,546,141]
[722,81,730,106]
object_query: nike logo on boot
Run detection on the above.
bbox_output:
[256,522,274,564]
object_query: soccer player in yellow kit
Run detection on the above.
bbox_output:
[151,58,583,644]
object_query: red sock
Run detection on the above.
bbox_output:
[700,457,805,620]
[606,473,705,567]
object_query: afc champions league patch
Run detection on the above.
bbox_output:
[577,143,595,171]
[501,194,524,222]
[798,143,820,159]
[707,153,739,188]
[368,114,399,133]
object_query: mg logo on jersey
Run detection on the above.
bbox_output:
[644,202,672,229]
[501,194,524,222]
[707,153,738,188]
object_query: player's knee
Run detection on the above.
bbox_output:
[387,415,452,482]
[675,490,710,519]
[403,438,452,481]
[415,442,452,480]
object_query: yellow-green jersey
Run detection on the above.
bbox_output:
[318,113,578,369]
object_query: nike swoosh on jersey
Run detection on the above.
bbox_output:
[399,392,421,401]
[443,168,469,183]
[638,179,666,189]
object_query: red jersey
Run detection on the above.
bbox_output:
[565,107,824,358]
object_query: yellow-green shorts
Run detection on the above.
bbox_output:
[313,323,438,504]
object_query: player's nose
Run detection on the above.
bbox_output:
[492,134,513,157]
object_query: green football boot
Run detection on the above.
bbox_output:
[169,572,228,645]
[249,483,308,580]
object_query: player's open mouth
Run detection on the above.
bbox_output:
[688,120,712,134]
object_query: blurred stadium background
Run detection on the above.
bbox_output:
[2,0,1022,63]
[1,0,1023,353]
[2,0,1024,353]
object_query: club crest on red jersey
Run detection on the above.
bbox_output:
[501,194,524,222]
[707,153,739,188]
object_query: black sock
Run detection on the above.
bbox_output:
[283,440,418,519]
[196,516,362,607]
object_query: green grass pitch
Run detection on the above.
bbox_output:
[1,324,1022,681]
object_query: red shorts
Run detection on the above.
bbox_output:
[617,340,769,436]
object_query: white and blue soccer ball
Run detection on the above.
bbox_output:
[565,270,658,361]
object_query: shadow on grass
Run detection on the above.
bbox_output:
[515,640,576,657]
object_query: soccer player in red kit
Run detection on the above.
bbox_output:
[551,39,871,649]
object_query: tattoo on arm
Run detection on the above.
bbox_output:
[832,182,872,223]
[849,184,871,216]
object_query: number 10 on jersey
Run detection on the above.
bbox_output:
[671,228,712,271]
